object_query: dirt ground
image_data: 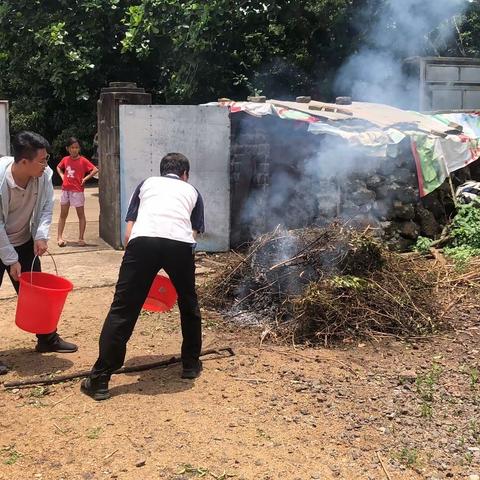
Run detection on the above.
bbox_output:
[1,189,479,480]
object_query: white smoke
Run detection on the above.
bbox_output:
[335,0,470,107]
[233,1,473,247]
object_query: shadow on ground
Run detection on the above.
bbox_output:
[0,348,74,378]
[108,354,196,398]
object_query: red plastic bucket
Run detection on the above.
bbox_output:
[15,271,73,334]
[143,275,177,312]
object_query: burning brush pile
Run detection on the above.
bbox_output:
[202,224,444,345]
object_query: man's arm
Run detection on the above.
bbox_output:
[0,200,20,279]
[125,221,135,245]
[190,190,205,236]
[124,180,145,246]
[33,169,54,255]
[0,222,20,279]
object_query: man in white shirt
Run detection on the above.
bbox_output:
[82,153,204,400]
[0,132,78,375]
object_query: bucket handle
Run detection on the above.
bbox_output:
[28,251,59,283]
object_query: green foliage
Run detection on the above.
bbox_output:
[396,447,419,468]
[454,1,480,57]
[416,363,442,402]
[443,203,480,267]
[330,275,370,290]
[0,0,134,157]
[443,245,480,269]
[469,367,479,391]
[414,236,434,254]
[1,445,22,465]
[177,464,209,477]
[450,203,480,248]
[417,203,480,267]
[119,0,364,102]
[416,363,442,418]
[28,386,49,398]
[0,0,479,152]
[86,426,102,439]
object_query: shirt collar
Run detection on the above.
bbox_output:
[6,163,19,189]
[6,163,32,191]
[165,174,180,179]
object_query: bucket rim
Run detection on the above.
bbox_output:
[19,271,73,292]
[143,300,170,312]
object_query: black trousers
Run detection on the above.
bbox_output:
[0,238,58,343]
[91,236,202,378]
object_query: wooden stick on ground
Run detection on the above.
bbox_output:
[51,392,75,407]
[53,423,67,435]
[376,451,393,480]
[3,347,235,389]
[232,377,271,384]
[104,449,119,460]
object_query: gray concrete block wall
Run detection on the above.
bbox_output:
[230,114,270,247]
[229,114,451,250]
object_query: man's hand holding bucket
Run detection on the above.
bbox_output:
[34,239,48,256]
[10,239,47,281]
[9,262,21,282]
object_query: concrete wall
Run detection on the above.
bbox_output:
[0,101,10,156]
[406,57,480,111]
[119,105,231,252]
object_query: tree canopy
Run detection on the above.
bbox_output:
[0,0,479,156]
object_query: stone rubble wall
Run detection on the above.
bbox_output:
[230,113,457,250]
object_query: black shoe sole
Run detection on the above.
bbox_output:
[181,363,203,379]
[35,345,78,354]
[80,379,111,401]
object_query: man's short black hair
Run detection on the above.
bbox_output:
[12,131,50,163]
[160,153,190,177]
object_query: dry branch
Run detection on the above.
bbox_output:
[201,225,453,345]
[4,347,234,389]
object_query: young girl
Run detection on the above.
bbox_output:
[57,137,98,247]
